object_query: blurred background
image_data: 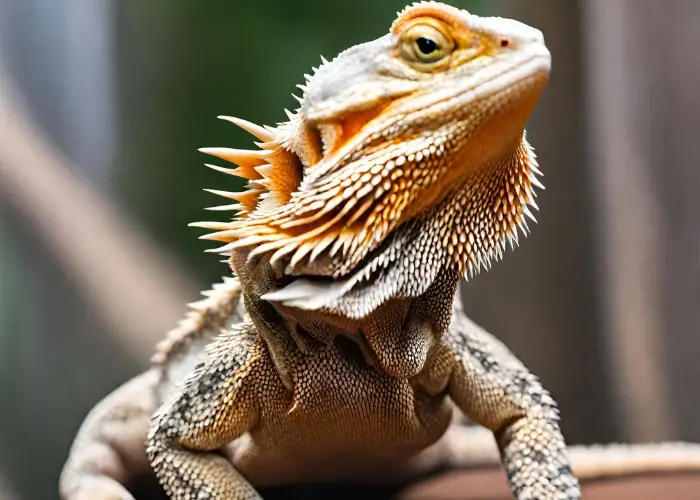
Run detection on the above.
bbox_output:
[1,0,699,498]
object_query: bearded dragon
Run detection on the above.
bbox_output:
[59,3,700,500]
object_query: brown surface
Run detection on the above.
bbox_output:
[131,468,700,499]
[398,468,700,499]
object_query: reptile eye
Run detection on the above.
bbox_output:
[399,23,454,69]
[415,37,438,55]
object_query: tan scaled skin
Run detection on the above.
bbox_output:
[59,3,700,500]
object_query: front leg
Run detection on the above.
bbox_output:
[445,301,581,499]
[147,325,262,500]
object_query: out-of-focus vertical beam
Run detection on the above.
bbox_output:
[580,0,700,441]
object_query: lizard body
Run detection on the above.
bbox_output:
[60,277,700,499]
[59,3,700,499]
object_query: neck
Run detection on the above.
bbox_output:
[233,247,459,380]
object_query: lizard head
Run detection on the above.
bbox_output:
[193,2,550,318]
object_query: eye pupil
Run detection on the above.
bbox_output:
[415,37,438,55]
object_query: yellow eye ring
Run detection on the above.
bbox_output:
[399,24,454,68]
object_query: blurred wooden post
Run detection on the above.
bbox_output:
[582,0,700,441]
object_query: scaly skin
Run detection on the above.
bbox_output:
[147,3,577,499]
[59,278,700,500]
[59,3,700,500]
[59,277,521,500]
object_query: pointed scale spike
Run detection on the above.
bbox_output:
[245,180,268,191]
[204,163,238,176]
[204,233,278,254]
[517,219,528,236]
[234,234,281,249]
[249,239,292,262]
[523,205,537,223]
[205,204,246,212]
[203,188,262,207]
[255,164,275,178]
[320,55,329,64]
[254,202,353,260]
[227,221,279,236]
[345,197,375,228]
[254,139,280,151]
[217,116,276,142]
[204,242,238,254]
[198,147,266,164]
[189,221,234,230]
[279,195,343,229]
[255,179,272,190]
[198,230,241,242]
[525,189,537,207]
[199,148,266,180]
[308,233,337,263]
[530,174,545,190]
[328,234,346,258]
[340,231,355,254]
[187,299,210,311]
[288,241,315,270]
[347,232,364,259]
[203,188,243,200]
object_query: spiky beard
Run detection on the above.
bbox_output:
[259,136,541,317]
[193,116,541,316]
[432,136,541,279]
[196,117,540,266]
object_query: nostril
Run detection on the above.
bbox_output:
[498,36,511,48]
[530,29,545,44]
